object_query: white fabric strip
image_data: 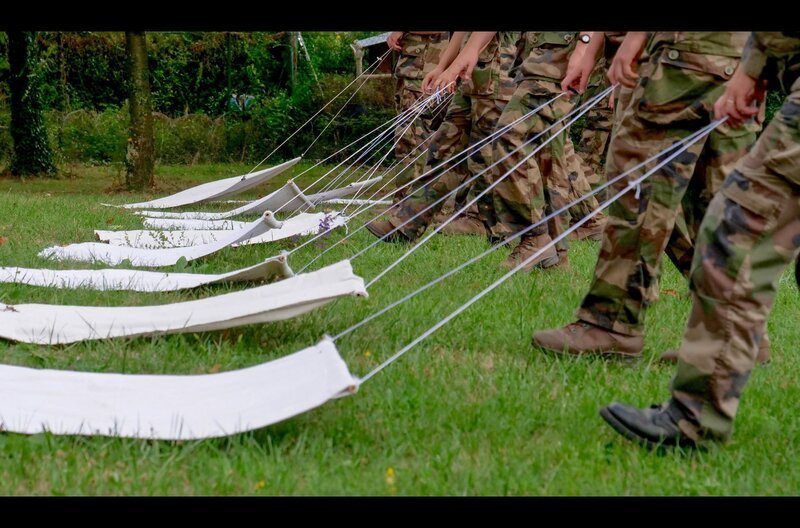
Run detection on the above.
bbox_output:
[304,176,382,205]
[0,255,293,292]
[38,212,282,267]
[136,176,381,221]
[136,181,311,220]
[110,157,301,210]
[0,337,358,440]
[96,212,347,249]
[0,260,367,345]
[320,198,390,207]
[142,218,249,230]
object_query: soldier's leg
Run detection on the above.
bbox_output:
[667,119,763,277]
[443,96,508,235]
[563,135,607,241]
[489,80,549,239]
[392,84,449,203]
[577,104,614,184]
[670,95,800,440]
[536,95,576,259]
[385,91,472,240]
[486,80,565,269]
[575,106,708,336]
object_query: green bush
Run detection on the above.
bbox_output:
[153,113,226,164]
[0,31,432,167]
[47,107,127,164]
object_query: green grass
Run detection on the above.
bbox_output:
[0,161,799,495]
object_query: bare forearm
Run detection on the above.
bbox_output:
[437,31,468,70]
[461,32,497,57]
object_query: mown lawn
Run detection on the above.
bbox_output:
[0,161,798,495]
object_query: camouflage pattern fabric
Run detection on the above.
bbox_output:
[393,32,451,202]
[563,130,606,227]
[576,32,762,337]
[489,78,581,252]
[489,32,605,250]
[666,32,800,443]
[386,33,523,236]
[574,32,626,185]
[389,92,507,239]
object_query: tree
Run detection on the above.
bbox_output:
[8,31,56,177]
[124,31,155,190]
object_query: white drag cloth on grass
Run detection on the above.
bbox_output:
[136,176,381,220]
[96,212,347,249]
[142,217,248,230]
[38,211,282,267]
[0,255,292,292]
[0,337,358,440]
[0,260,366,345]
[110,157,301,209]
[321,198,391,207]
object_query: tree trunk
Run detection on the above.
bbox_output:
[125,31,155,191]
[8,31,56,177]
[288,32,298,94]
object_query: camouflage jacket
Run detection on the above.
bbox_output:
[642,32,751,91]
[460,31,523,101]
[647,32,750,58]
[741,32,800,91]
[395,32,451,85]
[515,31,578,84]
[637,32,756,125]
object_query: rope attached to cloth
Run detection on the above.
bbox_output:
[244,48,393,177]
[332,119,722,342]
[355,118,726,384]
[364,85,615,288]
[293,92,566,268]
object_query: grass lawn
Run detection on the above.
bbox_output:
[0,160,798,495]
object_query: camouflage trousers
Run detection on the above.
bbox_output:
[392,81,448,203]
[576,83,615,186]
[670,83,800,442]
[490,79,603,251]
[388,91,506,239]
[613,85,695,302]
[577,51,762,336]
[564,135,606,228]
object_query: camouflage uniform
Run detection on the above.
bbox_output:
[386,32,523,240]
[575,32,627,186]
[668,32,800,442]
[489,31,604,254]
[393,32,451,202]
[577,32,763,337]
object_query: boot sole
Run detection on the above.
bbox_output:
[599,407,696,449]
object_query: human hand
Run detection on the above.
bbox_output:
[387,32,404,52]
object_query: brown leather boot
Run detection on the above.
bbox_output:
[440,214,490,236]
[532,321,643,362]
[568,217,606,241]
[501,233,560,272]
[659,336,771,365]
[364,219,412,243]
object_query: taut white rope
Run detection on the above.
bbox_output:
[364,86,615,287]
[332,121,721,342]
[357,119,726,383]
[293,93,563,270]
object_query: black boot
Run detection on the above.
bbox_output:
[600,401,696,448]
